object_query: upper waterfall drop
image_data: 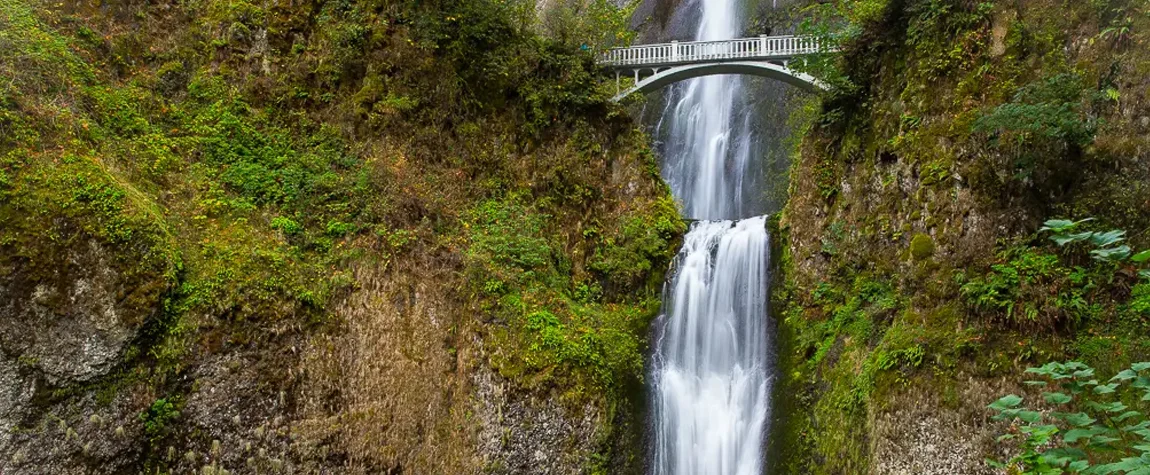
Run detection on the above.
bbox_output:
[657,0,756,221]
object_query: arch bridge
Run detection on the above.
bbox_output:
[599,35,834,101]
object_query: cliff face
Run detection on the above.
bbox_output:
[773,0,1150,473]
[0,0,673,472]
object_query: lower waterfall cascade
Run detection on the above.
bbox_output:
[652,218,772,475]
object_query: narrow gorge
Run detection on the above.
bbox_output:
[3,0,1150,474]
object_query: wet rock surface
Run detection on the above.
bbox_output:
[0,240,160,385]
[474,367,602,475]
[0,237,171,472]
[3,390,145,474]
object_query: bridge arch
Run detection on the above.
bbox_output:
[612,61,828,101]
[599,35,835,102]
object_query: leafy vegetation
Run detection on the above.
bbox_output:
[0,0,671,470]
[959,218,1150,329]
[969,73,1105,203]
[774,0,1150,472]
[140,398,181,445]
[973,73,1097,149]
[537,0,636,50]
[1041,218,1150,267]
[466,194,682,398]
[990,361,1150,474]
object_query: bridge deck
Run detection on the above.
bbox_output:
[600,35,831,69]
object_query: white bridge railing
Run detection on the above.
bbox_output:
[601,35,831,67]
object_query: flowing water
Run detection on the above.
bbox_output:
[650,0,774,473]
[657,0,757,221]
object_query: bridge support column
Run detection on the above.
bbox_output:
[671,40,679,62]
[759,34,766,55]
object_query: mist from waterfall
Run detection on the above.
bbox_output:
[650,0,774,474]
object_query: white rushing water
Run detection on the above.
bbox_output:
[658,0,753,221]
[652,219,771,475]
[651,0,774,474]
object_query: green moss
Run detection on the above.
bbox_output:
[777,0,1150,471]
[909,233,934,260]
[466,195,675,401]
[0,150,178,323]
[140,397,181,444]
[589,195,685,295]
[2,0,670,470]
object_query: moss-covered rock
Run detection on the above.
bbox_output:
[909,233,934,261]
[772,0,1150,473]
[0,0,670,472]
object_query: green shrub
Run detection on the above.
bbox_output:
[972,74,1097,188]
[270,216,303,235]
[324,220,355,237]
[465,197,558,291]
[140,398,181,444]
[1040,218,1136,263]
[960,247,1079,326]
[1126,283,1150,322]
[974,74,1095,146]
[961,217,1150,328]
[589,198,683,295]
[537,0,636,50]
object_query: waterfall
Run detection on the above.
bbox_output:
[650,0,774,473]
[652,219,771,475]
[658,0,758,221]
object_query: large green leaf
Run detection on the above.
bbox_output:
[1044,392,1073,404]
[1090,230,1127,247]
[1132,250,1150,263]
[990,394,1023,411]
[1065,427,1104,443]
[1019,410,1043,423]
[1052,231,1095,246]
[1041,449,1083,468]
[1041,219,1082,233]
[1059,412,1097,427]
[1090,434,1121,445]
[1091,245,1132,262]
[1116,411,1143,422]
[1086,400,1126,412]
[1112,369,1138,382]
[1074,368,1097,379]
[1095,457,1150,473]
[1041,218,1093,233]
[1132,362,1150,372]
